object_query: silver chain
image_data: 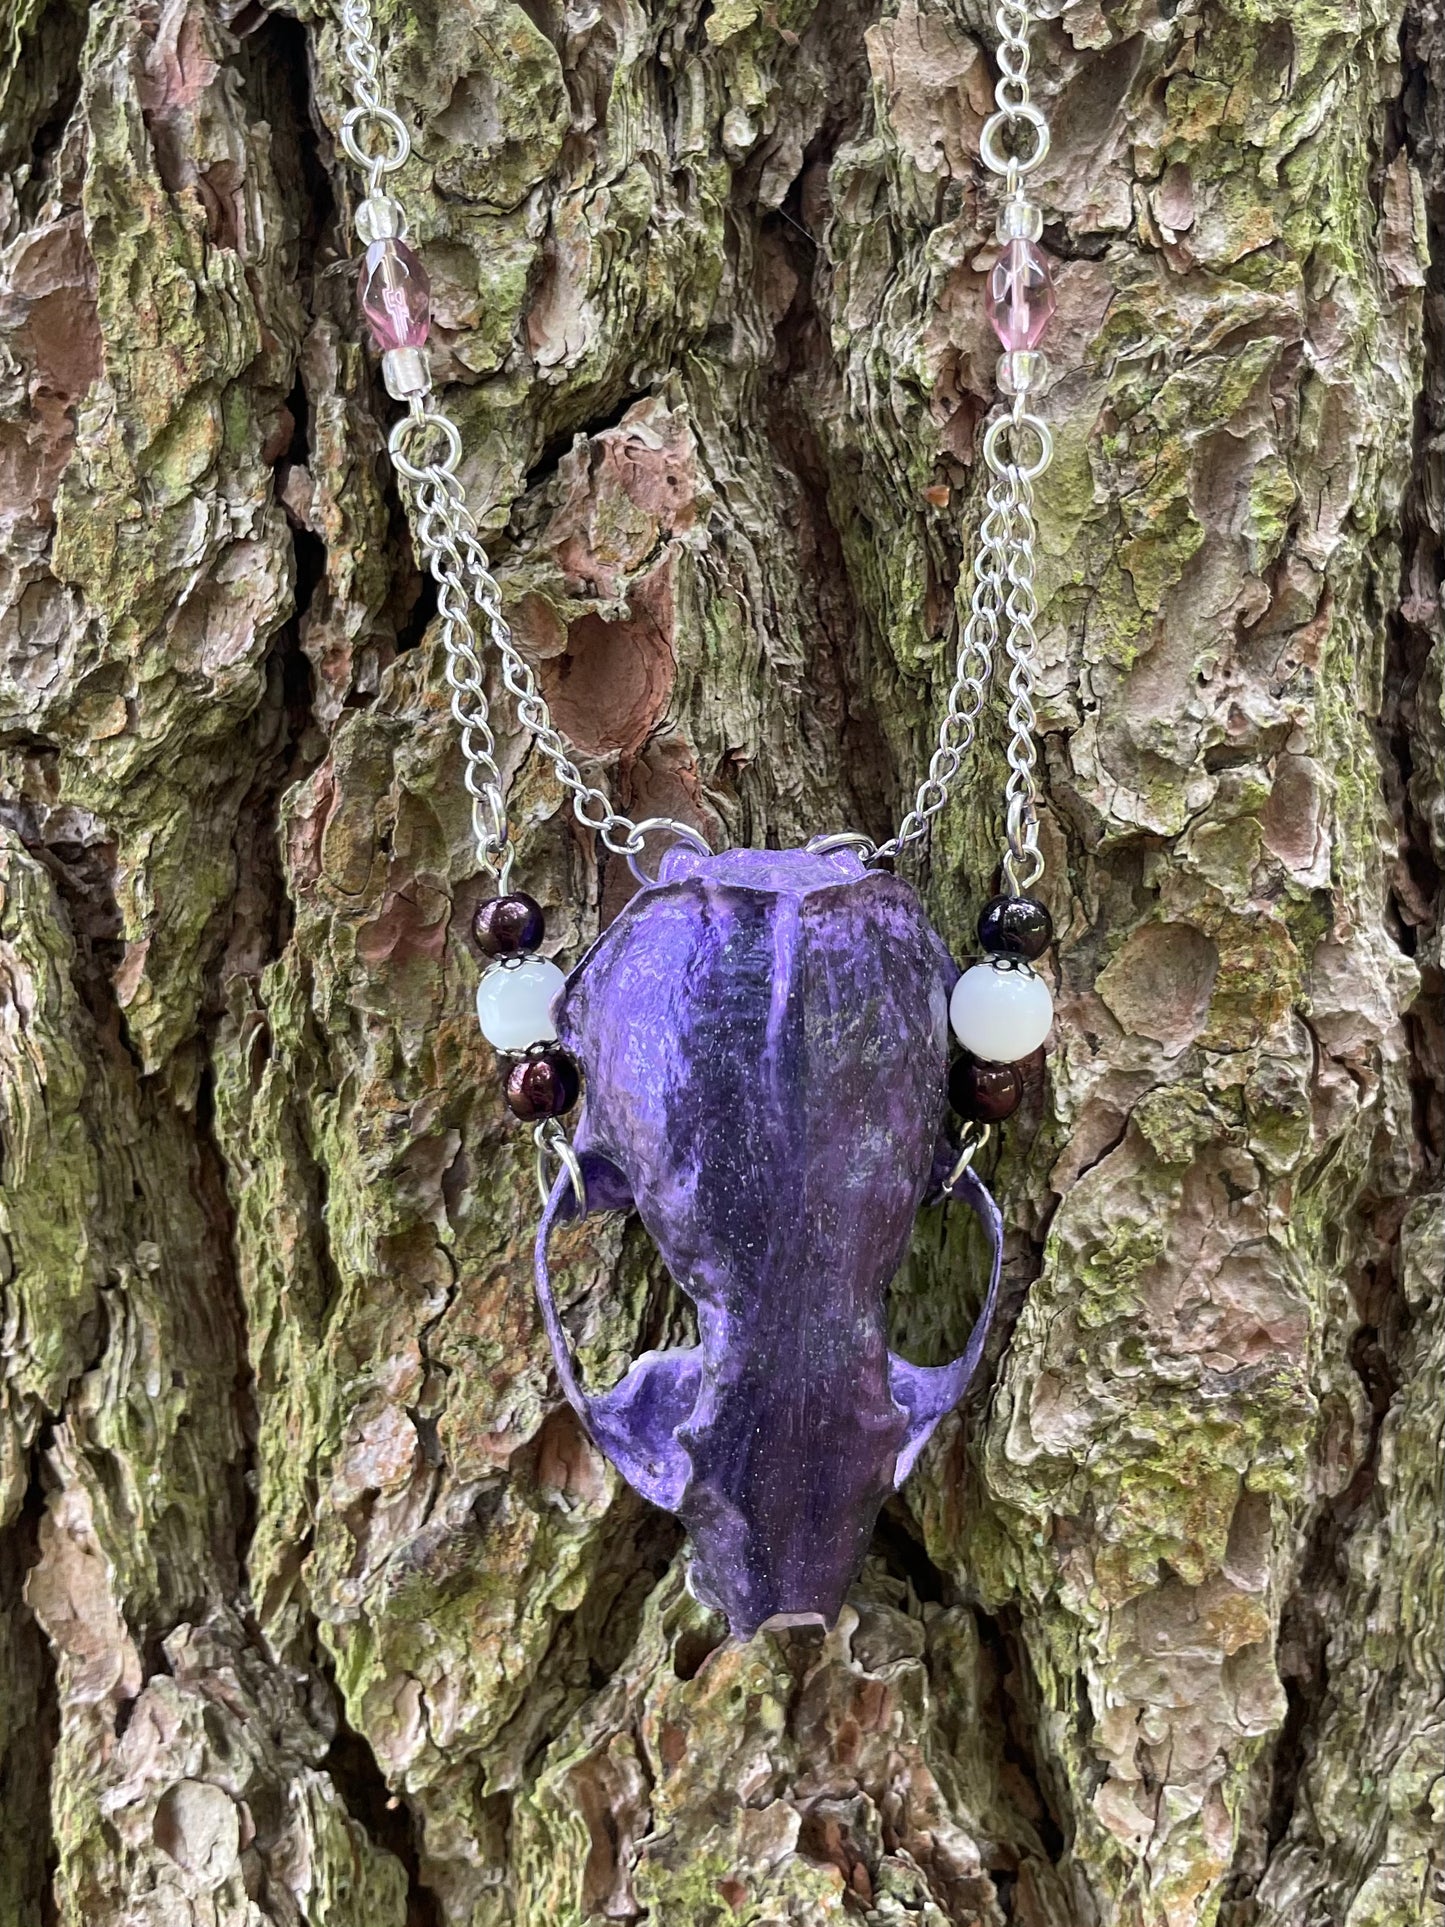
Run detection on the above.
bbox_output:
[876,473,1012,860]
[982,0,1051,183]
[984,0,1051,895]
[334,0,1051,893]
[1001,466,1043,892]
[337,0,412,195]
[335,0,653,885]
[390,411,649,869]
[885,0,1052,890]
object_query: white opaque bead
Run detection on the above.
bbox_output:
[949,961,1054,1063]
[476,957,566,1052]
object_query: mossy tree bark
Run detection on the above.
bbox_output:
[0,0,1439,1921]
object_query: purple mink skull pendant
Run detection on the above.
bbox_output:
[534,845,1003,1639]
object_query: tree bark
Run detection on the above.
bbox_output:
[0,0,1439,1922]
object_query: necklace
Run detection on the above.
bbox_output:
[333,0,1058,1640]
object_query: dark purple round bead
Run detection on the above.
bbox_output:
[504,1047,581,1122]
[948,1053,1022,1123]
[977,893,1052,961]
[475,892,546,958]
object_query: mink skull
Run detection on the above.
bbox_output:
[534,846,1002,1640]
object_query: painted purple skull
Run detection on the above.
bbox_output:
[534,846,1002,1639]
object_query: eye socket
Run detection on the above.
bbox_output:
[574,1150,633,1217]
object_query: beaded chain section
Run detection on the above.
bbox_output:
[333,0,1059,1167]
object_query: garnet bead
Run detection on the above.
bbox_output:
[357,237,431,353]
[474,892,546,958]
[977,893,1052,960]
[948,1054,1022,1123]
[505,1047,581,1121]
[985,238,1056,353]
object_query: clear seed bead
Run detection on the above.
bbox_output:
[948,961,1054,1062]
[382,347,429,400]
[985,238,1056,353]
[358,238,431,352]
[997,198,1044,243]
[476,958,566,1052]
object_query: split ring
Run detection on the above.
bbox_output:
[944,1124,993,1191]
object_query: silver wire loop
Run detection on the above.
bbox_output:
[1003,841,1046,895]
[535,1120,587,1215]
[624,818,712,886]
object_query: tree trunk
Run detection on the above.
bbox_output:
[0,0,1439,1921]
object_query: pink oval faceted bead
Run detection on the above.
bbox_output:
[358,237,431,352]
[986,238,1056,352]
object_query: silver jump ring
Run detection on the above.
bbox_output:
[390,412,463,483]
[944,1124,993,1190]
[340,104,410,174]
[983,410,1053,482]
[979,105,1050,176]
[806,831,878,859]
[535,1120,587,1214]
[625,818,712,886]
